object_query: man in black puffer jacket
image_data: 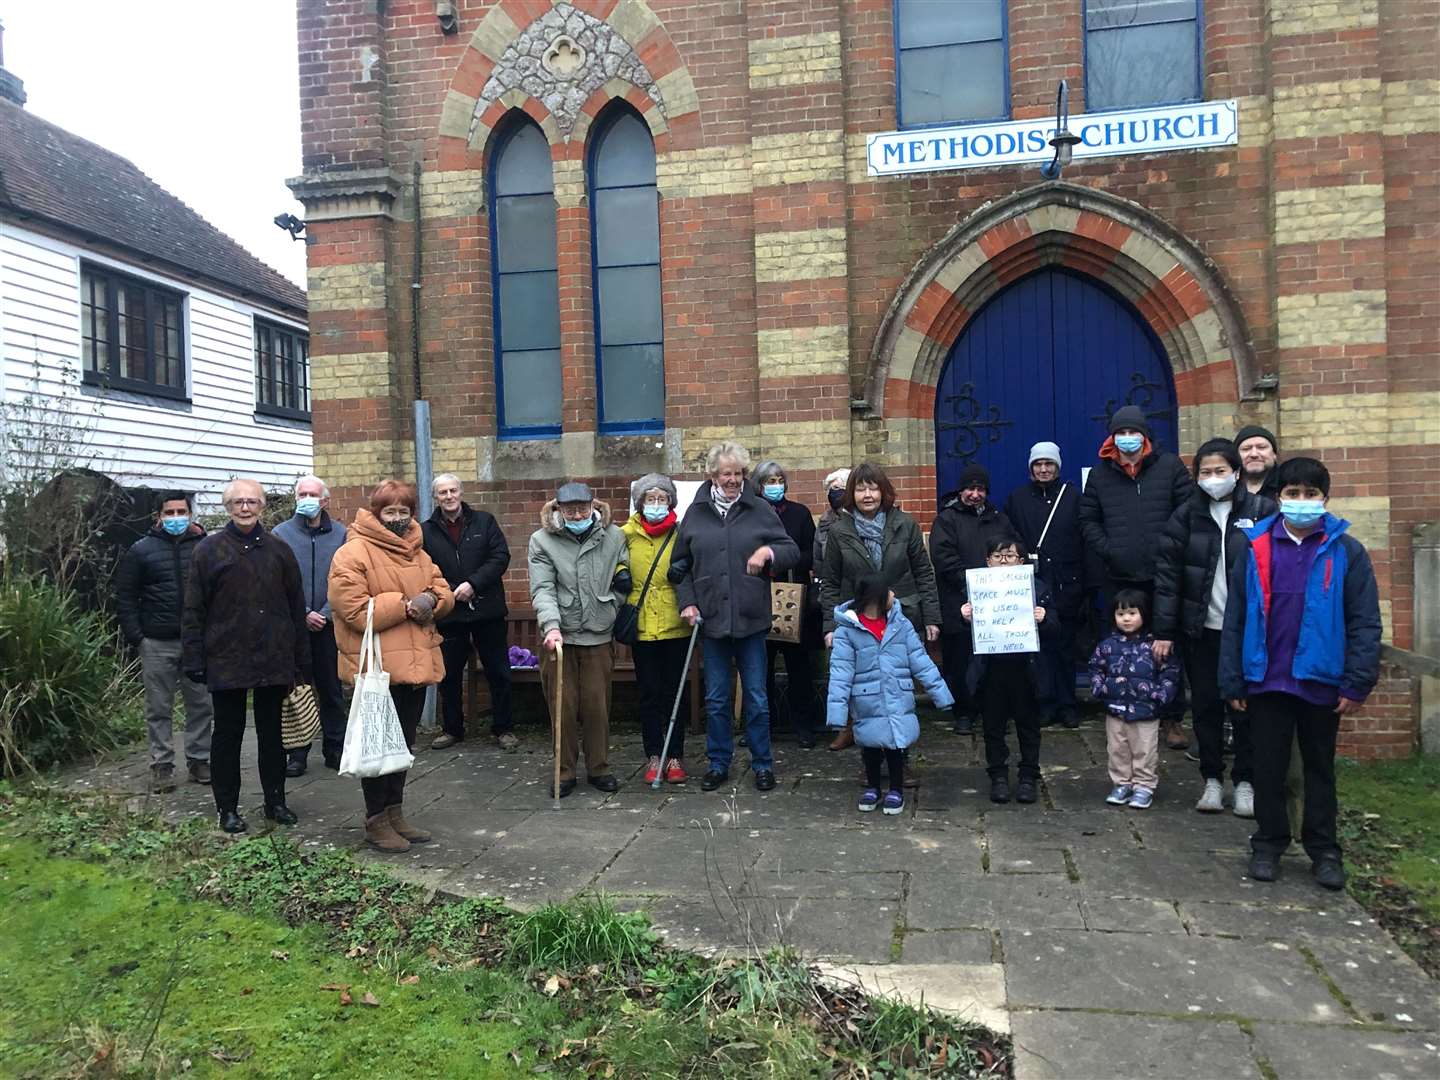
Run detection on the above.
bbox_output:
[1078,405,1194,747]
[1004,442,1085,728]
[115,490,212,794]
[931,463,1013,734]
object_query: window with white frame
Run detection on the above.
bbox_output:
[80,262,187,399]
[895,0,1008,128]
[1085,0,1202,112]
[254,318,310,421]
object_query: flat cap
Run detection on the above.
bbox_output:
[556,481,593,504]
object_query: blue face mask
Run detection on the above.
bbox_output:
[295,496,322,519]
[761,483,785,503]
[1114,434,1145,454]
[563,516,593,535]
[642,503,669,523]
[1280,499,1326,528]
[160,516,189,536]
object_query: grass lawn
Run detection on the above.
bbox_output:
[1336,753,1440,976]
[0,837,552,1078]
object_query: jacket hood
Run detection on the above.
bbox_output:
[1099,434,1157,474]
[834,596,904,628]
[351,508,423,557]
[540,498,613,535]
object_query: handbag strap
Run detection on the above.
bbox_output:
[358,598,381,676]
[1035,483,1068,555]
[632,529,674,610]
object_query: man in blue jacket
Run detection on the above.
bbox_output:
[1220,457,1382,891]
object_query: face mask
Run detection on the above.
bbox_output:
[1198,474,1237,501]
[827,488,844,511]
[1114,434,1145,454]
[161,517,189,536]
[564,516,593,536]
[1280,499,1326,528]
[296,496,322,518]
[383,518,412,537]
[642,503,669,523]
[761,483,785,503]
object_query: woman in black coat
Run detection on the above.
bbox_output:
[1153,438,1277,819]
[754,460,821,748]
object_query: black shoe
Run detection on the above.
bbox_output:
[265,803,299,826]
[754,769,776,792]
[1312,856,1346,891]
[1058,708,1082,729]
[1015,779,1038,804]
[550,779,577,799]
[989,776,1011,804]
[953,715,974,736]
[701,769,729,791]
[588,774,619,793]
[284,756,307,778]
[1248,851,1279,882]
[797,734,817,750]
[218,810,247,834]
[323,752,341,770]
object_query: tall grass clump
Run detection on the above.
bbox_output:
[507,894,658,971]
[0,572,141,775]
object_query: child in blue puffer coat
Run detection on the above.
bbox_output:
[827,574,954,815]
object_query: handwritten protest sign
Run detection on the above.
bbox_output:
[965,564,1039,655]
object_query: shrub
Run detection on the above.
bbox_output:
[0,573,141,775]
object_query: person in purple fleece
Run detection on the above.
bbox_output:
[1220,457,1382,892]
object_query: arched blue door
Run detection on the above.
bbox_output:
[934,269,1178,505]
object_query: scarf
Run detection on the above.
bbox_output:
[710,484,739,520]
[640,509,677,537]
[854,509,887,568]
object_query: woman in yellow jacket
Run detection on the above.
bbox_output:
[622,473,691,783]
[329,480,454,853]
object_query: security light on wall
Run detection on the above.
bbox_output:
[273,213,308,241]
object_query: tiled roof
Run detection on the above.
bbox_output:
[0,99,306,315]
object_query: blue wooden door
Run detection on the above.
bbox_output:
[934,269,1178,506]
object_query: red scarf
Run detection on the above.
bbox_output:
[640,510,677,537]
[857,611,887,641]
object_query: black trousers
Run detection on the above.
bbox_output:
[981,657,1041,780]
[861,746,905,792]
[1039,615,1082,710]
[360,684,426,817]
[1186,629,1252,783]
[210,685,288,814]
[766,641,817,739]
[632,637,690,761]
[291,623,348,761]
[941,632,976,719]
[1248,692,1341,860]
[438,619,513,737]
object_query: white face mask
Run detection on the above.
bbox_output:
[1198,474,1237,501]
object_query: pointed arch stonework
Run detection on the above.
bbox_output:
[867,182,1262,466]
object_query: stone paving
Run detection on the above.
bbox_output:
[70,709,1439,1080]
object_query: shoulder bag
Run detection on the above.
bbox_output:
[613,530,673,647]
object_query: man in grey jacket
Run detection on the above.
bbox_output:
[528,481,631,798]
[273,474,348,774]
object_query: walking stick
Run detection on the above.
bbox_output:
[552,639,564,811]
[654,621,701,790]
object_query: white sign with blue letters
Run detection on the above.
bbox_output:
[866,99,1239,177]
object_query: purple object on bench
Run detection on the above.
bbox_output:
[509,645,539,669]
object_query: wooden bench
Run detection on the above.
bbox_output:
[467,606,702,733]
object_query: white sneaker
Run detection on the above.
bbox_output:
[1232,781,1255,818]
[1195,778,1224,813]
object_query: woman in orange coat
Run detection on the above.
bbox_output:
[329,480,454,853]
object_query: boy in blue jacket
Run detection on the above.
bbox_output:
[1220,457,1382,891]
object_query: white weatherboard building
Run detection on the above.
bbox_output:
[0,42,309,508]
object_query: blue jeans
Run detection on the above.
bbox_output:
[702,631,772,773]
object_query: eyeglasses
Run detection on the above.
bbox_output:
[228,498,262,508]
[988,552,1022,564]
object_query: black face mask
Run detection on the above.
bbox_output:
[383,518,412,538]
[827,488,845,511]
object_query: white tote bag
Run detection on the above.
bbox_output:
[338,599,416,778]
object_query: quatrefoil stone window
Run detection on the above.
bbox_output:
[543,35,586,79]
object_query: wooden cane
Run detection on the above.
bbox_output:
[552,639,564,811]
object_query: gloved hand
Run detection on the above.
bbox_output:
[407,591,437,623]
[666,555,692,585]
[612,568,633,595]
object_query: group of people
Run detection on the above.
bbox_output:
[117,407,1381,891]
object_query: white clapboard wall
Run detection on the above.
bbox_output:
[0,223,311,508]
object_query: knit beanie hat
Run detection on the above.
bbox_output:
[1233,424,1278,453]
[1108,404,1151,438]
[631,472,678,509]
[1028,441,1062,469]
[958,462,991,492]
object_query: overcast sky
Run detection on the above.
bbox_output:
[2,0,308,287]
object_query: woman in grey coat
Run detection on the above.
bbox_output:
[673,441,800,793]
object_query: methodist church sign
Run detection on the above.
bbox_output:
[866,99,1239,177]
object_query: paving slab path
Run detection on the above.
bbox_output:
[69,715,1439,1079]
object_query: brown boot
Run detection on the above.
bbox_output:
[829,722,855,752]
[1164,719,1190,751]
[386,804,431,844]
[364,812,410,853]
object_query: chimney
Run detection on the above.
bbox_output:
[0,21,27,107]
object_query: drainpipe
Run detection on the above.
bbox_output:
[410,160,437,727]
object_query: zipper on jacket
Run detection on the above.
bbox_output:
[172,538,184,628]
